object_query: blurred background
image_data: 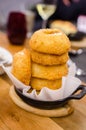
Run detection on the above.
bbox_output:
[0,0,40,30]
[0,0,86,31]
[0,0,86,81]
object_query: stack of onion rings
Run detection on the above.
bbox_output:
[11,29,71,90]
[29,29,71,90]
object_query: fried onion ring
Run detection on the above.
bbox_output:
[29,29,71,55]
[30,77,62,90]
[32,62,68,80]
[11,48,31,85]
[31,50,69,65]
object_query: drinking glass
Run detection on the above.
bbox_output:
[36,0,57,28]
[7,12,27,45]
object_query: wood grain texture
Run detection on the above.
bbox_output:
[52,84,86,130]
[0,32,29,55]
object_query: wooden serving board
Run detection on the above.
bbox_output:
[71,37,86,48]
[9,86,74,117]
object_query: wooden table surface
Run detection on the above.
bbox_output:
[0,32,86,130]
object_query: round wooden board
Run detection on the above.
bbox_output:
[71,38,86,48]
[9,86,74,117]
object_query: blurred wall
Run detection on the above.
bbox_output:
[0,0,40,24]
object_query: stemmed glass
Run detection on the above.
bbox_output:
[36,0,57,28]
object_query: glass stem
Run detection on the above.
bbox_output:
[42,20,47,28]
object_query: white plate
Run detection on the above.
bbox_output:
[0,47,13,75]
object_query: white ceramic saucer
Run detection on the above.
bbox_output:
[0,47,13,75]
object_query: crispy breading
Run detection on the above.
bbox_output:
[31,50,69,65]
[32,62,68,80]
[11,48,31,85]
[29,29,71,55]
[30,77,62,90]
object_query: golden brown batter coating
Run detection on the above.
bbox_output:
[31,62,68,80]
[29,29,71,55]
[30,77,62,90]
[31,50,69,65]
[11,48,31,85]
